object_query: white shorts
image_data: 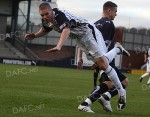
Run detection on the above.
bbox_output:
[76,23,107,59]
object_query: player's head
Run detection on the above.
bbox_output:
[103,1,117,20]
[39,3,53,22]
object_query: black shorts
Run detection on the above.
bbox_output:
[98,63,126,83]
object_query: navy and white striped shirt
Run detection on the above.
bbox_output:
[42,8,89,39]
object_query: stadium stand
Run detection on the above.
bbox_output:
[28,44,75,61]
[0,40,28,59]
[13,38,40,60]
[147,29,150,35]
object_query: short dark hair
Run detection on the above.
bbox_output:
[39,3,52,10]
[103,1,117,10]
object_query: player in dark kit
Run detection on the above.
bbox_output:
[77,1,130,113]
[93,1,129,112]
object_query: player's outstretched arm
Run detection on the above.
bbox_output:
[24,33,36,40]
[46,28,70,52]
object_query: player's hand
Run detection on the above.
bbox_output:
[24,33,36,40]
[46,46,61,52]
[77,59,83,69]
[91,63,98,70]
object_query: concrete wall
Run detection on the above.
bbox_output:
[123,31,150,51]
[0,16,7,34]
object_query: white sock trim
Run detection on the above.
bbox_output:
[85,98,92,106]
[104,92,111,99]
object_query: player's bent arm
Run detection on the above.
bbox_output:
[24,28,48,40]
[34,28,49,38]
[46,28,70,52]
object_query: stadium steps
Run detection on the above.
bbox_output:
[13,38,40,60]
[28,44,75,61]
[0,40,28,59]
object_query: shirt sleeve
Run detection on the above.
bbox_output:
[54,9,70,31]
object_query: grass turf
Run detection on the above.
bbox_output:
[0,64,150,117]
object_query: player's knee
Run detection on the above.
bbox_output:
[95,57,108,70]
[99,72,106,84]
[103,81,113,89]
[121,78,129,88]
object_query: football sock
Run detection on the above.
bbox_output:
[101,92,111,101]
[104,83,126,100]
[104,48,120,63]
[81,98,91,106]
[93,71,98,87]
[107,87,118,99]
[105,65,125,96]
[141,73,149,78]
[81,83,109,106]
[147,77,150,84]
[88,83,109,103]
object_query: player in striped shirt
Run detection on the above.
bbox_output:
[94,1,129,112]
[24,2,130,113]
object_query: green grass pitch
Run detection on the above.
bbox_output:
[0,64,150,117]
